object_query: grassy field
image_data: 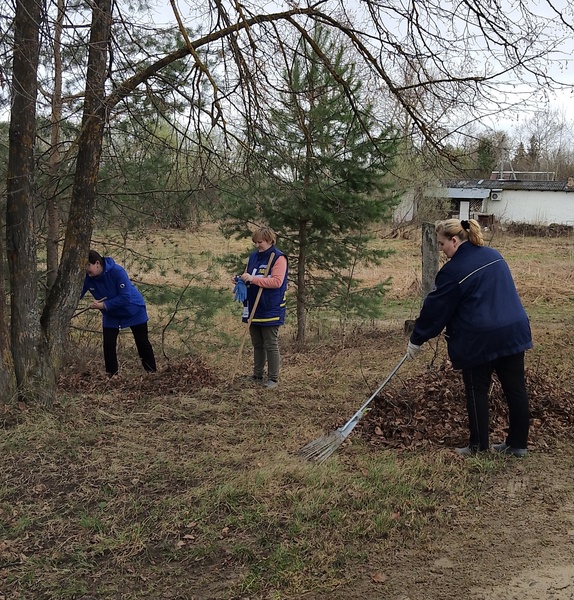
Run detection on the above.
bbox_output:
[2,226,574,599]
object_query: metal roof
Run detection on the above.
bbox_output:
[429,187,490,199]
[442,179,574,192]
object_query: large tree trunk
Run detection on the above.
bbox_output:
[41,0,112,377]
[5,0,52,403]
[296,220,308,347]
[4,0,112,403]
[0,206,16,401]
[421,221,439,301]
[46,0,65,292]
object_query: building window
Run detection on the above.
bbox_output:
[470,199,483,213]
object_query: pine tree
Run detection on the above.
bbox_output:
[513,142,528,171]
[476,137,497,178]
[527,135,541,171]
[221,27,400,344]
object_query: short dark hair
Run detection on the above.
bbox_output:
[88,250,104,265]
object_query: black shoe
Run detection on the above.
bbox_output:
[455,446,488,456]
[492,442,527,457]
[455,446,477,456]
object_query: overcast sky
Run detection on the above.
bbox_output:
[146,0,574,134]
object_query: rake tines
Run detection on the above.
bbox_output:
[298,354,408,465]
[298,430,345,464]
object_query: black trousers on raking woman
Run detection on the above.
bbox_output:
[102,322,156,376]
[461,351,530,451]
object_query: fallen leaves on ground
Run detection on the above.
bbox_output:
[57,355,214,400]
[357,360,574,451]
[5,355,573,455]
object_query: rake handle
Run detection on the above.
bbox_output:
[231,252,276,382]
[72,296,108,318]
[340,353,408,434]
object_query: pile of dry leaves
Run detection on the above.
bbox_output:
[57,355,214,400]
[357,360,574,451]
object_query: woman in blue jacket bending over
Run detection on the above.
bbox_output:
[81,250,156,376]
[407,219,532,457]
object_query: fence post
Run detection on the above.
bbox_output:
[404,221,439,335]
[421,221,439,300]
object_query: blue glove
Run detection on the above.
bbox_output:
[233,278,247,303]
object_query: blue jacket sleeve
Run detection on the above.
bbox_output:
[410,271,461,345]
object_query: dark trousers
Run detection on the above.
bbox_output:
[102,322,156,376]
[461,351,529,451]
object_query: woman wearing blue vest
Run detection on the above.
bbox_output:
[81,250,156,377]
[240,226,288,389]
[407,219,532,457]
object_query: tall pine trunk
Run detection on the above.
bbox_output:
[46,0,65,292]
[0,206,16,400]
[5,0,112,403]
[5,0,51,402]
[41,0,112,383]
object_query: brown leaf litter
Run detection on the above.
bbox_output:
[356,359,574,451]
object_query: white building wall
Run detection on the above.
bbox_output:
[393,190,416,224]
[459,200,470,220]
[484,190,574,225]
[394,188,574,225]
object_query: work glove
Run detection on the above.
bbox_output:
[233,277,248,303]
[406,340,422,360]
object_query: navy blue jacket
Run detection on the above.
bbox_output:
[410,242,532,369]
[81,257,149,329]
[243,246,287,326]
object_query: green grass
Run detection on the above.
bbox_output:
[0,405,530,598]
[1,398,502,598]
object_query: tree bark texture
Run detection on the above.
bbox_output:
[46,0,65,292]
[41,0,112,377]
[5,0,52,402]
[0,207,16,401]
[421,221,439,301]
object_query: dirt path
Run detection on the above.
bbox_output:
[316,446,574,600]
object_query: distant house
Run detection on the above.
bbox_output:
[395,176,574,226]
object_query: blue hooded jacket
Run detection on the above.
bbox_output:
[81,257,149,329]
[410,242,532,369]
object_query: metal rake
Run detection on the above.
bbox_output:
[298,353,408,464]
